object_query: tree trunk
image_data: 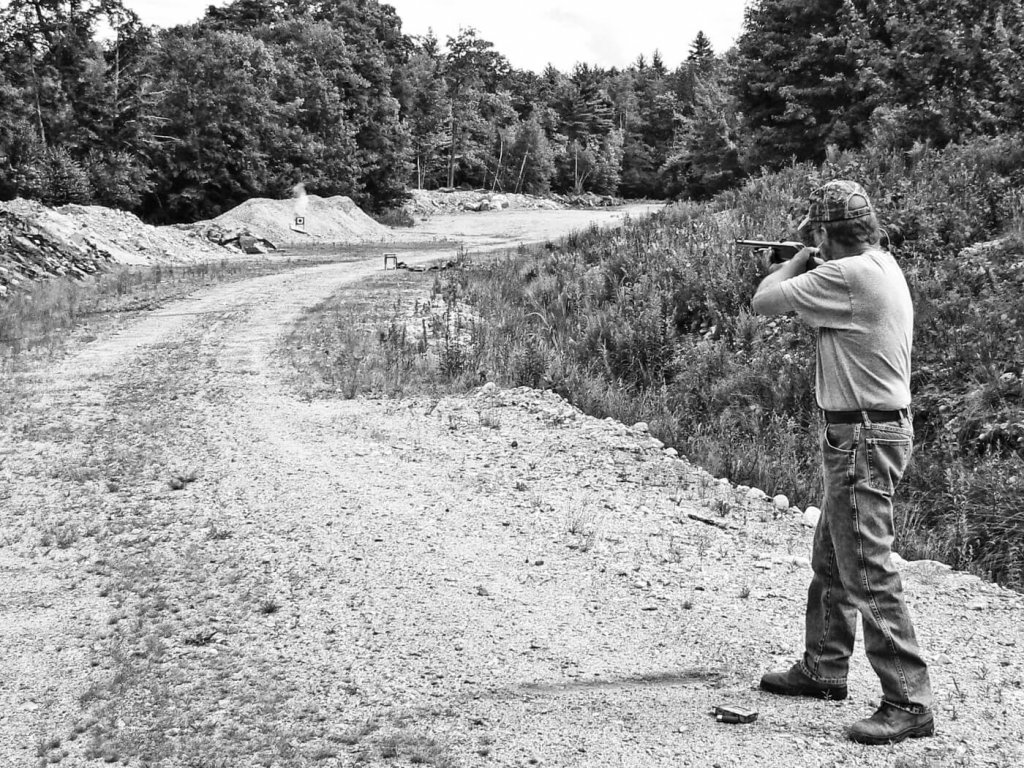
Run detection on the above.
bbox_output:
[516,150,529,194]
[491,136,504,192]
[29,56,47,144]
[574,144,582,194]
[447,119,457,189]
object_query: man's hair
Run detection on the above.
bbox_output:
[822,211,881,247]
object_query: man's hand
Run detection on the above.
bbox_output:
[766,241,811,268]
[753,246,820,315]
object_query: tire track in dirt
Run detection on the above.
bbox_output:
[0,253,444,764]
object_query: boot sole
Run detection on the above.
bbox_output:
[847,720,935,745]
[759,681,848,701]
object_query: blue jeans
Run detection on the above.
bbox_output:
[800,414,933,713]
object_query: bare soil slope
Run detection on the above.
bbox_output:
[0,199,231,294]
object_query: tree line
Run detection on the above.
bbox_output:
[1,0,1023,223]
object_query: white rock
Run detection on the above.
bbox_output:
[663,448,678,458]
[772,494,790,510]
[802,506,822,528]
[905,559,951,572]
[717,478,730,486]
[746,487,768,501]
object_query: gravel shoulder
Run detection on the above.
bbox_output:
[1,210,1022,767]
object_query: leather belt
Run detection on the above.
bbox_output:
[824,409,908,424]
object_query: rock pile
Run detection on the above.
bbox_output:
[403,189,561,217]
[403,189,621,218]
[556,190,623,208]
[0,202,112,297]
[0,199,230,297]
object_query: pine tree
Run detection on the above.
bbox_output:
[866,0,1024,145]
[662,74,743,199]
[733,0,883,168]
[687,31,714,72]
[651,50,667,76]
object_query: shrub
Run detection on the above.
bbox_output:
[450,131,1024,589]
[371,206,415,228]
[21,146,93,206]
[84,150,153,210]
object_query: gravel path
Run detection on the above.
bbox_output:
[2,244,1022,767]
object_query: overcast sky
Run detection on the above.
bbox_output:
[120,0,750,72]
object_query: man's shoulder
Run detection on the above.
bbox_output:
[840,250,905,280]
[850,248,899,268]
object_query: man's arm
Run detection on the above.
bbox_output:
[751,247,815,315]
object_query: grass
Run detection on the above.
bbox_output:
[2,289,427,767]
[0,258,297,365]
[257,598,281,615]
[278,141,1024,591]
[371,206,416,228]
[329,137,1019,591]
[282,266,485,400]
[0,243,449,369]
[565,506,603,552]
[9,164,1017,590]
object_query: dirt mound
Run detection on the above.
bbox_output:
[0,199,229,296]
[195,194,393,244]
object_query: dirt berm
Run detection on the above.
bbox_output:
[0,199,229,295]
[0,194,399,295]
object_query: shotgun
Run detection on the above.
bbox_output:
[735,239,816,271]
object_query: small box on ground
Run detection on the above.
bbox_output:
[712,704,758,724]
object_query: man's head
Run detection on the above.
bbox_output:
[798,180,881,250]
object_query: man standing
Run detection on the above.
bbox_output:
[751,180,934,744]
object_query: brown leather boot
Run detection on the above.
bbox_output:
[759,663,848,700]
[846,703,935,744]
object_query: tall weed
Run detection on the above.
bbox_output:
[0,259,291,360]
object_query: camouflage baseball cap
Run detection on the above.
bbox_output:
[799,180,874,230]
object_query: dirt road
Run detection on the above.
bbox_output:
[1,206,1022,767]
